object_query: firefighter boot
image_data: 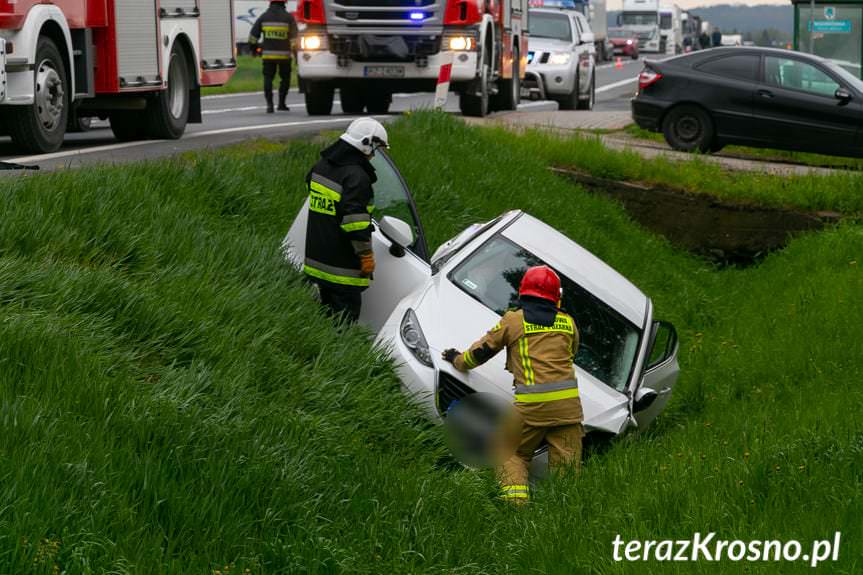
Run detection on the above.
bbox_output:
[278,88,289,111]
[265,92,275,114]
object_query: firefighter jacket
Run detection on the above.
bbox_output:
[453,298,583,426]
[249,3,298,60]
[304,140,376,290]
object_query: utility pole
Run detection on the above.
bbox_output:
[809,0,816,53]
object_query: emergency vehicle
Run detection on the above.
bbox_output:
[295,0,529,116]
[0,1,236,153]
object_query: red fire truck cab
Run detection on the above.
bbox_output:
[0,1,236,153]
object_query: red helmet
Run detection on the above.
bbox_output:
[519,266,561,303]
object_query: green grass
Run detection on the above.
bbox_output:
[623,124,863,171]
[202,55,299,96]
[0,112,861,573]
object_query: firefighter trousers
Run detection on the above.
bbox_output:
[497,421,584,501]
[318,283,362,323]
[263,59,292,105]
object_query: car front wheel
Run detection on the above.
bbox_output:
[662,105,714,153]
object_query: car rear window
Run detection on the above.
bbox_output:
[695,54,760,82]
[449,235,641,392]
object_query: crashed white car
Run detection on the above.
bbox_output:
[285,152,680,437]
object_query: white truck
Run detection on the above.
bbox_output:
[295,0,529,117]
[620,0,661,53]
[659,3,682,55]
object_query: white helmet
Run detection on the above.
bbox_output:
[340,117,389,156]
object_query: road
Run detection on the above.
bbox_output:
[0,55,647,171]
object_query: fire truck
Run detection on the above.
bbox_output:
[0,1,236,154]
[295,0,529,117]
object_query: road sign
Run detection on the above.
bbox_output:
[824,6,836,19]
[808,19,852,33]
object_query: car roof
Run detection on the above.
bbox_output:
[660,46,828,68]
[501,212,648,326]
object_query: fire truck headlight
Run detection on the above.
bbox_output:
[301,35,323,51]
[548,52,571,65]
[448,36,473,51]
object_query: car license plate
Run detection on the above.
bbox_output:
[364,66,405,78]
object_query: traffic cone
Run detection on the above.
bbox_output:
[615,57,623,69]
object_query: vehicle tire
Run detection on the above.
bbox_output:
[147,42,191,139]
[305,81,334,115]
[340,85,365,114]
[576,72,595,110]
[662,104,714,153]
[5,37,68,153]
[558,71,579,111]
[365,89,392,114]
[67,113,92,133]
[709,140,725,153]
[631,51,639,60]
[109,111,148,141]
[459,38,491,117]
[495,46,521,111]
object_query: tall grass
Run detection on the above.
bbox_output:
[0,112,860,573]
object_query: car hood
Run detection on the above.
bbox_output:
[411,273,632,435]
[528,38,573,54]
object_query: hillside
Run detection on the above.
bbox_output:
[0,114,860,573]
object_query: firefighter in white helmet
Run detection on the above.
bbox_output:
[303,118,390,321]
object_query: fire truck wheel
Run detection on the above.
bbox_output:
[365,90,391,114]
[459,43,491,117]
[305,82,334,115]
[109,111,148,142]
[147,43,191,139]
[495,46,520,112]
[5,37,68,153]
[340,86,365,114]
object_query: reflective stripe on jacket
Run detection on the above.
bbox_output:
[304,140,376,290]
[249,4,297,59]
[453,308,583,425]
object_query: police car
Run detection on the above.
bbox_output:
[525,2,597,110]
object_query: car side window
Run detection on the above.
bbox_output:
[571,16,581,43]
[369,152,429,261]
[764,57,840,97]
[695,54,760,82]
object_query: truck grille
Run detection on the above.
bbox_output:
[329,34,441,61]
[437,371,476,416]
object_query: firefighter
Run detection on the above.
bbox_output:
[249,0,298,113]
[441,266,584,502]
[303,118,389,322]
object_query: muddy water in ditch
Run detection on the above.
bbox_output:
[553,168,843,266]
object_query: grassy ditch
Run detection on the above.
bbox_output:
[623,124,863,171]
[0,112,861,573]
[202,55,299,96]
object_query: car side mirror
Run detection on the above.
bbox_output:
[581,32,595,45]
[379,215,414,257]
[633,387,658,412]
[835,87,852,102]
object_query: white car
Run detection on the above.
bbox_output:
[284,152,680,438]
[525,8,597,110]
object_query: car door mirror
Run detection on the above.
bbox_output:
[633,387,658,412]
[835,87,853,102]
[379,215,415,257]
[581,31,595,45]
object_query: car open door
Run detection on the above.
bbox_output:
[630,320,679,428]
[283,151,431,332]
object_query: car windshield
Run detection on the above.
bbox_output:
[530,12,572,41]
[449,235,642,392]
[824,59,863,93]
[608,28,631,38]
[621,12,657,26]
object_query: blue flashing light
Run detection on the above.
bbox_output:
[410,11,424,20]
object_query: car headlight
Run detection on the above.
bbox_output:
[626,39,633,45]
[400,308,432,367]
[548,52,571,65]
[448,36,474,51]
[301,35,326,50]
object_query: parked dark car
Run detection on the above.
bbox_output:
[608,27,640,60]
[631,47,863,157]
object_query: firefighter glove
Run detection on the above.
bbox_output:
[442,348,461,364]
[359,252,375,277]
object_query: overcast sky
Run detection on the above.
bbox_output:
[607,0,790,9]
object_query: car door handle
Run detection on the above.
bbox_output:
[757,89,774,99]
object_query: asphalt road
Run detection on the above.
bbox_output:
[0,54,648,171]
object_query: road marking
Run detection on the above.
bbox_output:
[7,117,373,165]
[596,77,638,93]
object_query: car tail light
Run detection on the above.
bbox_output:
[298,0,326,24]
[444,0,482,25]
[638,68,663,90]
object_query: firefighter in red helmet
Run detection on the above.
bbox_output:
[442,265,584,502]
